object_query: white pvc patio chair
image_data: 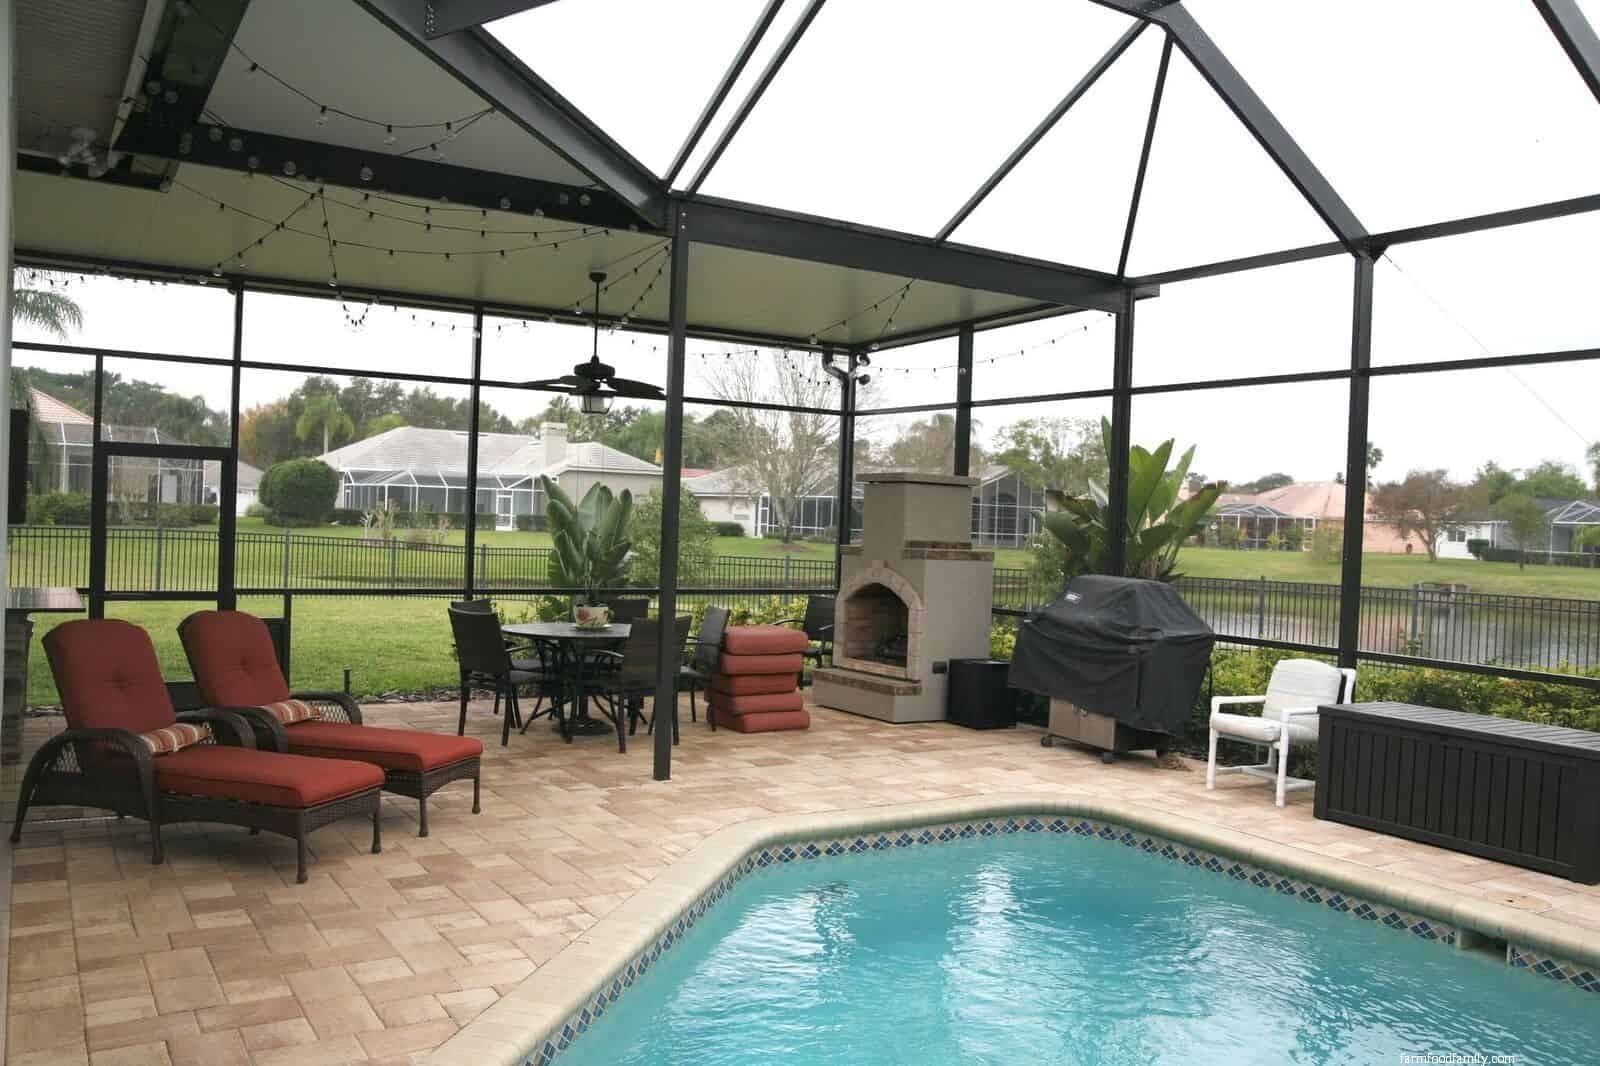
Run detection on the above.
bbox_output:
[1206,659,1356,807]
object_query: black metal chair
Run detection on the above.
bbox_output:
[678,606,729,729]
[776,596,834,686]
[448,605,554,746]
[609,597,651,623]
[588,615,691,753]
[451,598,564,721]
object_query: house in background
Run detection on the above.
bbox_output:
[1440,497,1600,559]
[202,458,263,513]
[27,387,206,506]
[683,463,1047,547]
[1211,480,1427,554]
[319,421,662,529]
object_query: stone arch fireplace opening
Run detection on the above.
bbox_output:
[843,582,910,668]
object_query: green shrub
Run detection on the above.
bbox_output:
[259,459,338,523]
[187,504,219,525]
[712,521,746,537]
[1283,525,1305,551]
[515,513,548,532]
[627,487,717,588]
[26,491,91,526]
[330,507,365,526]
[246,501,271,519]
[1466,537,1489,560]
[1310,521,1343,564]
[1217,523,1242,549]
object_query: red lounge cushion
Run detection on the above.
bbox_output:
[717,653,803,676]
[180,610,292,707]
[708,691,804,716]
[284,721,483,773]
[717,709,810,734]
[722,626,810,656]
[45,620,176,735]
[711,673,798,697]
[154,746,381,808]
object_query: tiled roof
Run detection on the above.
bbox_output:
[29,387,91,425]
[319,425,660,478]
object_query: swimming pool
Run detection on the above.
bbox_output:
[558,831,1595,1065]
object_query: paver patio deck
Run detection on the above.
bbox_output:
[3,695,1598,1065]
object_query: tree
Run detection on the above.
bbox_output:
[1472,462,1519,506]
[706,353,837,544]
[1370,469,1468,562]
[626,486,717,587]
[1588,442,1600,496]
[1492,494,1550,570]
[1366,441,1383,473]
[296,392,355,454]
[13,287,83,339]
[989,416,1105,494]
[1231,472,1294,495]
[881,412,961,473]
[1517,459,1587,500]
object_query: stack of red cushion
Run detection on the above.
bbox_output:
[709,625,811,733]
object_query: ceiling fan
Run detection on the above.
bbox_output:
[521,270,664,413]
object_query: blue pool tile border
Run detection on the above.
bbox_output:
[524,813,1592,1066]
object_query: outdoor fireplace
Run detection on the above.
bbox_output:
[814,473,994,724]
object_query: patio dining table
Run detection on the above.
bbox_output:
[502,621,632,737]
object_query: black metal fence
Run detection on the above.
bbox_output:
[992,567,1600,676]
[8,526,838,595]
[12,526,1599,677]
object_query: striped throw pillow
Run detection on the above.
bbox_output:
[137,722,213,756]
[258,699,322,726]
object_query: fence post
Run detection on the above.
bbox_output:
[154,524,165,592]
[479,541,488,590]
[783,555,793,606]
[1256,576,1266,637]
[390,539,398,590]
[1409,582,1422,649]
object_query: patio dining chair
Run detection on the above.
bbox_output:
[1206,659,1357,807]
[776,595,834,685]
[450,598,563,719]
[678,606,730,727]
[586,615,692,753]
[448,605,552,746]
[609,597,651,623]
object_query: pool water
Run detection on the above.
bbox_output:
[560,833,1598,1065]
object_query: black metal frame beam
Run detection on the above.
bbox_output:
[833,349,858,591]
[1337,254,1375,669]
[1090,0,1367,250]
[1106,292,1135,575]
[1534,0,1600,107]
[937,23,1148,242]
[462,306,485,597]
[684,0,828,195]
[665,0,789,188]
[952,325,975,476]
[686,196,1131,314]
[1118,38,1172,277]
[114,120,644,231]
[422,0,561,38]
[354,0,666,227]
[653,209,691,781]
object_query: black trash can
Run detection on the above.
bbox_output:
[946,658,1016,730]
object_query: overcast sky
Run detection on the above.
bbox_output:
[14,0,1600,488]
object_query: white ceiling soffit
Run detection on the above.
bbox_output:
[14,165,657,309]
[15,166,1031,345]
[16,0,149,164]
[685,243,1037,348]
[204,0,590,187]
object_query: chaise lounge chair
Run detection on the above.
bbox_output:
[179,610,483,837]
[14,619,383,883]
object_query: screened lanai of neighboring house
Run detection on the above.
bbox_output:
[10,0,1600,780]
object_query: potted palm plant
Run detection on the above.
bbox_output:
[540,476,633,626]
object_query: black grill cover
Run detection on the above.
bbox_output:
[1007,575,1215,734]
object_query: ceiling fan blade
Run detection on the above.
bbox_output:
[520,378,578,391]
[607,377,666,398]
